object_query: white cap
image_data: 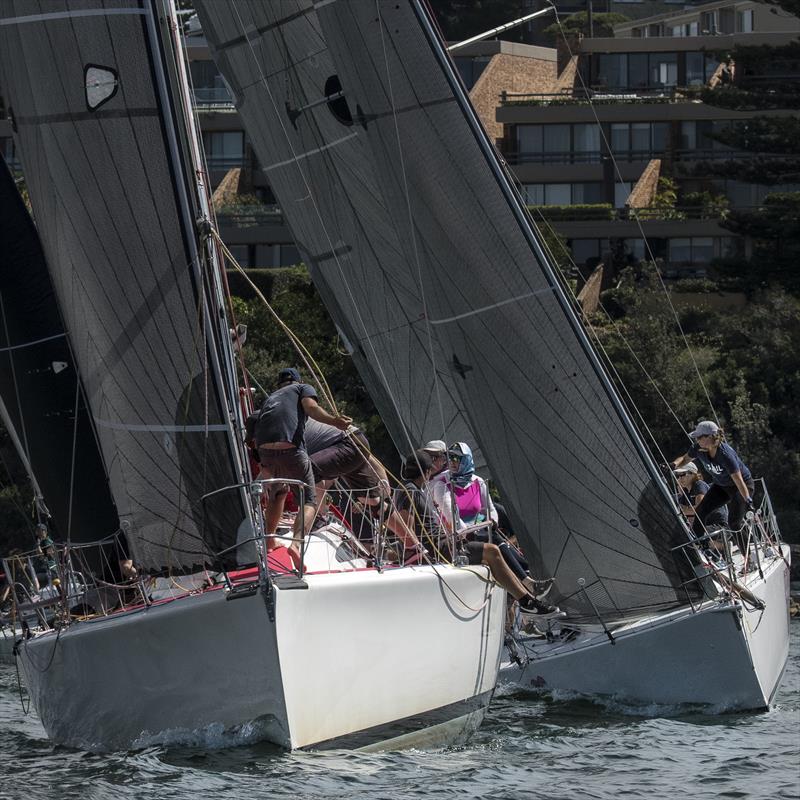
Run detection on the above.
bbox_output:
[689,420,719,439]
[674,462,699,477]
[421,440,447,453]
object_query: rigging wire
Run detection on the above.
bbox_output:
[547,2,720,428]
[227,0,438,459]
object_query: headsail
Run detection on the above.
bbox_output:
[0,0,247,571]
[193,0,484,465]
[310,0,701,617]
[0,154,118,543]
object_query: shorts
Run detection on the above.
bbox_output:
[257,446,316,506]
[465,541,485,566]
[311,432,379,490]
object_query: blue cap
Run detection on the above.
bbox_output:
[277,367,301,384]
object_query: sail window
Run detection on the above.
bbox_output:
[324,75,353,126]
[85,65,118,111]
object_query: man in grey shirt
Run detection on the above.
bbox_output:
[254,367,351,545]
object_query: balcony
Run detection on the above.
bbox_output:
[214,205,283,229]
[192,86,234,109]
[500,87,702,107]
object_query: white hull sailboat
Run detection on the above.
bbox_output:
[503,541,791,711]
[0,0,504,751]
[17,533,504,751]
[191,0,791,716]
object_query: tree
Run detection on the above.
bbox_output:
[542,11,631,43]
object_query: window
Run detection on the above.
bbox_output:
[517,125,542,156]
[522,184,544,204]
[596,54,627,90]
[190,60,232,104]
[571,239,605,264]
[572,183,604,203]
[254,244,301,267]
[204,131,244,168]
[669,238,692,262]
[630,123,650,154]
[614,181,632,207]
[611,123,629,153]
[543,125,570,161]
[737,9,754,32]
[573,124,601,160]
[649,53,678,87]
[628,53,648,88]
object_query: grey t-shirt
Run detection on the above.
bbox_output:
[304,418,346,455]
[255,382,317,449]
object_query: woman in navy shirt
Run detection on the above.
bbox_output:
[672,420,754,551]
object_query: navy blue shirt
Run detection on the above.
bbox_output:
[678,479,728,526]
[688,441,751,487]
[255,382,317,449]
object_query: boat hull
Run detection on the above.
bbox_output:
[501,545,790,711]
[17,564,504,751]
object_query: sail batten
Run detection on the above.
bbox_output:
[0,0,246,571]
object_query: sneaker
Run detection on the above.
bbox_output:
[522,576,554,600]
[518,595,565,620]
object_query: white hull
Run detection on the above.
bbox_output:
[501,545,790,711]
[17,563,504,751]
[0,623,21,663]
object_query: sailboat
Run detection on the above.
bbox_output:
[0,0,504,751]
[193,0,790,712]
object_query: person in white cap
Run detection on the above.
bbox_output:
[673,461,728,530]
[672,420,754,549]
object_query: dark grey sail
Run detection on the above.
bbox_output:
[0,154,118,543]
[312,1,701,617]
[0,0,247,571]
[192,0,483,465]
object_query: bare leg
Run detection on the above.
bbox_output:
[481,543,530,601]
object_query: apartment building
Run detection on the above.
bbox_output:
[499,1,800,277]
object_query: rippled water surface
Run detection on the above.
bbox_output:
[1,622,798,800]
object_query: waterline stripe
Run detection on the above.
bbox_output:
[429,286,555,325]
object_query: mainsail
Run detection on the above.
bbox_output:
[0,0,247,571]
[193,0,484,465]
[310,0,700,617]
[0,154,118,543]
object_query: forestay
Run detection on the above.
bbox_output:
[314,0,701,618]
[0,154,118,544]
[193,0,484,465]
[0,0,246,571]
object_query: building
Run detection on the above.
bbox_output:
[2,2,798,279]
[498,0,800,278]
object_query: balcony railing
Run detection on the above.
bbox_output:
[204,154,245,170]
[192,86,234,107]
[215,205,283,228]
[501,86,702,106]
[505,150,604,165]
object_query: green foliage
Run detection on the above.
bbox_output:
[427,0,529,41]
[542,11,631,43]
[720,192,800,292]
[636,177,685,220]
[680,191,730,220]
[528,203,614,221]
[596,274,800,540]
[231,267,397,467]
[709,116,800,154]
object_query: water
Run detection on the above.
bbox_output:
[1,622,798,800]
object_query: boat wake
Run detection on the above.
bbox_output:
[495,679,740,718]
[131,715,282,752]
